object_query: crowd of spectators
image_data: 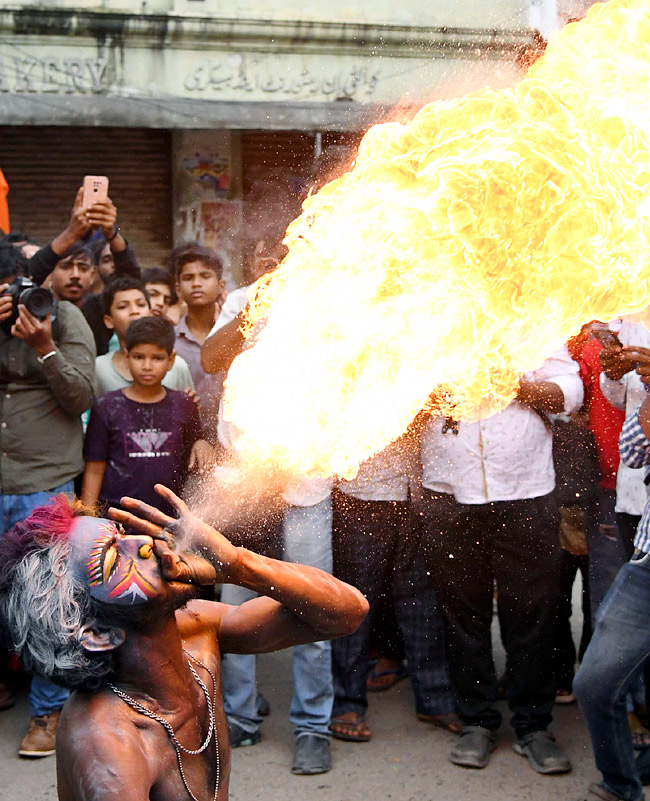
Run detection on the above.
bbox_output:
[2,182,650,801]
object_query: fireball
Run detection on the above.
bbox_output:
[223,0,650,482]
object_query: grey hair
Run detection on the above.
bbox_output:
[0,538,113,691]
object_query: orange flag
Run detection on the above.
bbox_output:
[0,169,8,234]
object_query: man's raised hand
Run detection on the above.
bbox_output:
[151,539,217,587]
[627,346,650,386]
[109,484,240,583]
[600,342,636,380]
[86,198,117,239]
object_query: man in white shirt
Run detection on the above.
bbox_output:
[419,346,583,775]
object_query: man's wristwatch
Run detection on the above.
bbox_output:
[106,226,120,242]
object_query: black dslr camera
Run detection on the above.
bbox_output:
[1,277,55,332]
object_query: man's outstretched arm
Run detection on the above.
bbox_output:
[214,546,368,653]
[110,484,369,654]
[200,310,247,374]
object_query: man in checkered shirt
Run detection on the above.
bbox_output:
[573,350,650,801]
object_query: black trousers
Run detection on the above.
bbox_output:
[554,549,591,690]
[331,490,454,718]
[419,490,563,737]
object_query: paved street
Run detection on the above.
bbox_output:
[0,591,600,801]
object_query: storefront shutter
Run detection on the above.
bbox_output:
[240,129,362,228]
[0,126,172,268]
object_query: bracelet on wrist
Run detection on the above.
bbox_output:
[37,350,57,364]
[106,226,120,242]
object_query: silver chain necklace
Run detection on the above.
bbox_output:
[108,648,220,801]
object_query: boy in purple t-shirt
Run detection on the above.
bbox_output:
[82,317,213,516]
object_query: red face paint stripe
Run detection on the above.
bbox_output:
[108,561,157,600]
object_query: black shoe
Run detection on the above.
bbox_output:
[449,726,496,769]
[228,721,261,748]
[292,733,331,775]
[513,730,572,774]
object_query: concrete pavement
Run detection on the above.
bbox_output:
[0,574,605,801]
[0,645,600,801]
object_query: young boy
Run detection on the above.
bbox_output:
[82,317,212,517]
[94,276,195,395]
[143,267,175,320]
[173,243,226,399]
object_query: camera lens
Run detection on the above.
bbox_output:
[21,287,55,319]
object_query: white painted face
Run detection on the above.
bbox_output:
[69,518,163,606]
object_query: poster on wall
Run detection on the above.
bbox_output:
[178,200,243,287]
[201,200,242,251]
[182,153,231,196]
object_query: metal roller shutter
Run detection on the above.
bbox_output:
[241,130,316,191]
[0,126,172,268]
[240,129,362,230]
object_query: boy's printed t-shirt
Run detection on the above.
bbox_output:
[84,389,202,516]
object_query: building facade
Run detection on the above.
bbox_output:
[0,0,582,278]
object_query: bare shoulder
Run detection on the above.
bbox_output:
[57,692,151,800]
[59,690,144,754]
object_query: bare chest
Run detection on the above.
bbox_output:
[136,704,230,801]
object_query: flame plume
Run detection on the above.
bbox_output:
[223,0,650,481]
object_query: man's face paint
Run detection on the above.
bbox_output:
[69,518,162,605]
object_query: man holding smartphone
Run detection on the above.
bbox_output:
[27,185,113,287]
[27,181,141,355]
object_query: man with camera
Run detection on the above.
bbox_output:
[0,241,95,757]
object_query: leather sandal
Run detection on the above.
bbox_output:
[571,783,631,801]
[329,713,372,742]
[417,712,463,734]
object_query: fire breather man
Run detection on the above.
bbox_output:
[0,484,368,801]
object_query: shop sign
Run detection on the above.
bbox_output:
[0,56,108,93]
[184,54,380,100]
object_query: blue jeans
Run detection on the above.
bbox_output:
[0,481,74,717]
[221,496,334,736]
[583,488,627,619]
[574,553,650,801]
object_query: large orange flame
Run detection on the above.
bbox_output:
[223,0,650,482]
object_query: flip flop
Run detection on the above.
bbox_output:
[366,660,407,692]
[329,714,372,742]
[417,712,464,734]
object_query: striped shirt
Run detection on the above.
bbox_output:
[620,410,650,552]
